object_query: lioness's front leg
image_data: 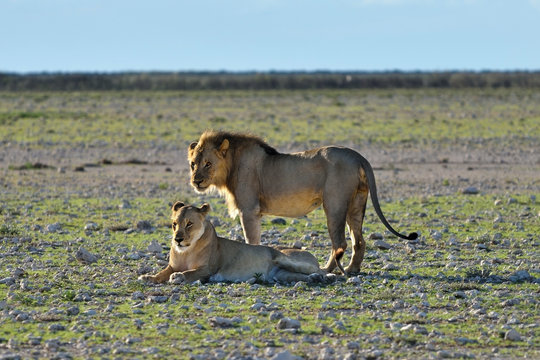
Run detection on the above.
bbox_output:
[139,265,174,284]
[180,267,212,283]
[239,211,262,245]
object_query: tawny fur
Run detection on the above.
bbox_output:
[138,202,324,284]
[187,130,417,274]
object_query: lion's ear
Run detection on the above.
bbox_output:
[199,203,211,215]
[172,201,185,212]
[218,139,229,158]
[188,142,198,156]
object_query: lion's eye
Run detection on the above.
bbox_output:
[172,222,177,230]
[186,221,193,229]
[204,162,211,168]
[190,162,195,170]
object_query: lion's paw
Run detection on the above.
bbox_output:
[169,272,185,284]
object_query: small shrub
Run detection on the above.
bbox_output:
[0,223,20,236]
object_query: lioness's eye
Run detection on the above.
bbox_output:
[190,162,195,170]
[186,221,193,229]
[205,162,211,168]
[172,222,177,229]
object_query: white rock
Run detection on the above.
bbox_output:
[84,222,99,231]
[400,324,414,331]
[347,276,362,285]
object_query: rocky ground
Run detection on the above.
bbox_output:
[0,90,538,359]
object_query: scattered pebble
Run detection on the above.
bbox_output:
[119,200,131,209]
[146,239,162,253]
[136,220,153,231]
[46,223,62,233]
[66,306,79,316]
[271,350,302,360]
[276,317,301,330]
[373,240,391,250]
[271,218,287,225]
[462,186,479,194]
[75,246,98,264]
[84,222,99,231]
[48,324,65,332]
[209,316,236,328]
[368,232,384,240]
[504,329,522,341]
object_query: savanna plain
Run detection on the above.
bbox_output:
[0,89,538,359]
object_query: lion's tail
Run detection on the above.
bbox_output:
[360,156,418,240]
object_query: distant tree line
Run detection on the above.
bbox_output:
[0,71,539,91]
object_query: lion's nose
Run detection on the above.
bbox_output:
[193,179,203,187]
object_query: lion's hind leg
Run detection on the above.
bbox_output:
[345,190,368,274]
[321,199,348,275]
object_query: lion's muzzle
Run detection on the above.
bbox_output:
[192,179,209,192]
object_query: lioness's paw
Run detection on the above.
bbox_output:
[138,274,156,283]
[307,273,325,283]
[169,272,185,284]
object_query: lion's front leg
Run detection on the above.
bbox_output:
[139,265,174,284]
[239,211,262,245]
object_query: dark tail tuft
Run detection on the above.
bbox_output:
[407,232,418,240]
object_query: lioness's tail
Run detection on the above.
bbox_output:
[360,157,418,240]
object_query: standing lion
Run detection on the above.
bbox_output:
[187,130,417,274]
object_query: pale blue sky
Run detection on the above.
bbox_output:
[1,0,539,73]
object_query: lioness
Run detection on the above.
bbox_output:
[188,130,418,274]
[138,202,325,284]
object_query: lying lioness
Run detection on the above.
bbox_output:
[138,202,325,284]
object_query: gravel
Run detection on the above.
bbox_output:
[0,90,538,360]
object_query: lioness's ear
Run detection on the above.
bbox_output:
[199,203,211,215]
[218,139,229,158]
[172,201,185,212]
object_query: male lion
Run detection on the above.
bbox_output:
[188,130,418,274]
[138,202,325,284]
